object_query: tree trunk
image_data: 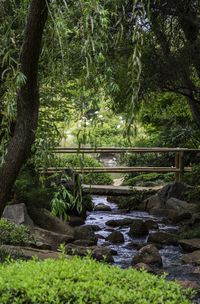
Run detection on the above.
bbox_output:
[0,0,49,217]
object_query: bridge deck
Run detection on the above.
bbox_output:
[82,184,161,196]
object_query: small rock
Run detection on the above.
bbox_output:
[182,250,200,265]
[147,232,177,245]
[177,280,200,290]
[128,219,149,237]
[94,204,111,211]
[191,266,200,274]
[106,231,124,244]
[131,244,162,267]
[133,263,155,274]
[84,225,101,232]
[106,218,133,227]
[179,239,200,252]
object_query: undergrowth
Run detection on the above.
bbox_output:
[0,256,193,303]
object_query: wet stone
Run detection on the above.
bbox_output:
[147,232,178,246]
[106,231,124,244]
[132,244,162,267]
[94,204,112,212]
[128,219,149,237]
[106,218,133,227]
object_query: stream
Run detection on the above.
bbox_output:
[85,195,200,295]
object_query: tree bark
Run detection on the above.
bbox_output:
[0,0,49,217]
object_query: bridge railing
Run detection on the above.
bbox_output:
[43,147,200,182]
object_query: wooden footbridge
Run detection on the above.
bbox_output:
[41,147,200,194]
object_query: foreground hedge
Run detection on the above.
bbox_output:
[0,256,192,304]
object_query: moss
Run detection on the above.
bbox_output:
[0,256,192,303]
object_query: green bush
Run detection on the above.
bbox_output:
[15,167,52,209]
[52,154,113,185]
[123,173,173,187]
[184,164,200,186]
[0,256,192,304]
[0,219,31,246]
[108,189,157,210]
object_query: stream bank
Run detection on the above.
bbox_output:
[85,194,200,302]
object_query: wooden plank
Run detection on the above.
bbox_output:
[82,185,160,196]
[53,147,200,153]
[40,166,189,174]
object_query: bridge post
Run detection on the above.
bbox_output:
[179,151,185,182]
[175,152,180,182]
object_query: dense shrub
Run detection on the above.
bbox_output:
[0,256,192,303]
[108,189,156,210]
[15,168,52,209]
[123,172,173,187]
[52,154,113,185]
[0,219,31,246]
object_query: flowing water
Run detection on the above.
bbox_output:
[86,195,200,296]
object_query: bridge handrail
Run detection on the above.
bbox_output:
[52,147,200,153]
[45,147,200,182]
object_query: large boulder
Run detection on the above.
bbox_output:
[106,231,124,244]
[182,250,200,265]
[166,198,190,211]
[158,182,188,204]
[27,207,74,236]
[179,239,200,252]
[166,198,188,210]
[128,219,149,237]
[143,194,163,211]
[147,232,178,245]
[74,226,97,245]
[31,227,73,250]
[131,244,162,267]
[106,218,134,227]
[65,244,114,263]
[3,203,34,227]
[0,245,59,260]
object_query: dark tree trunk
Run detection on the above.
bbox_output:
[0,0,49,217]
